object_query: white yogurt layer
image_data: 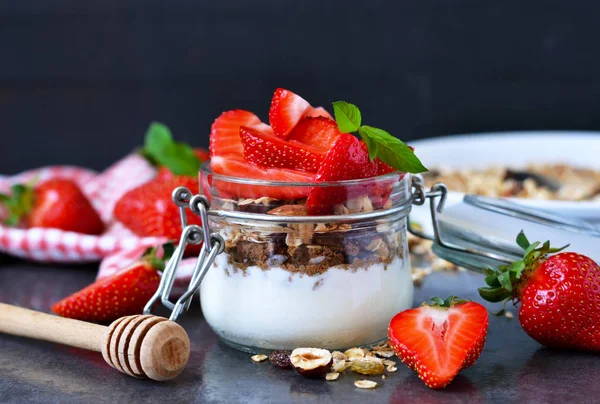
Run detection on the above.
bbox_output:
[200,253,414,350]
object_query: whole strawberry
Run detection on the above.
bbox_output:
[479,231,600,351]
[388,296,489,389]
[117,121,205,241]
[114,175,202,240]
[52,243,173,322]
[0,179,104,235]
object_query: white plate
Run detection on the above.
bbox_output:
[409,131,600,229]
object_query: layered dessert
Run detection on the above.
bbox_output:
[199,89,426,351]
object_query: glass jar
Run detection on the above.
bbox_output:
[198,164,414,353]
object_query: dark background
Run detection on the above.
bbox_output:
[2,1,599,174]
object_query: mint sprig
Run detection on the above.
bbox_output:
[332,101,427,173]
[140,122,202,177]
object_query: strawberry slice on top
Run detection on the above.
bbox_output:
[288,116,342,153]
[240,126,327,172]
[268,88,332,139]
[305,134,378,214]
[210,156,315,200]
[210,109,273,158]
[388,297,489,389]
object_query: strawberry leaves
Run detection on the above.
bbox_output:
[0,184,35,226]
[478,230,569,308]
[141,122,201,177]
[332,101,427,174]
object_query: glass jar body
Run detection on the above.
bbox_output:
[199,167,413,352]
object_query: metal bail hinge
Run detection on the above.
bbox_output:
[143,187,224,322]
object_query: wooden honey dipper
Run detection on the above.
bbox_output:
[0,303,190,381]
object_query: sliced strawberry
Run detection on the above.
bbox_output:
[306,134,377,214]
[304,106,332,120]
[210,156,315,200]
[388,298,489,389]
[240,126,326,172]
[288,117,342,153]
[268,88,332,139]
[210,110,273,158]
[194,147,210,162]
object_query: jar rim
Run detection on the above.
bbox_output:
[200,161,406,187]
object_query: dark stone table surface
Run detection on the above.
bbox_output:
[1,254,599,404]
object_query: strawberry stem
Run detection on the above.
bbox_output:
[427,296,469,308]
[0,184,35,226]
[142,242,176,272]
[478,230,569,306]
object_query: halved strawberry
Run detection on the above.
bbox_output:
[210,156,315,200]
[288,117,342,153]
[268,88,331,139]
[388,297,489,389]
[306,134,377,214]
[240,126,326,172]
[210,110,273,158]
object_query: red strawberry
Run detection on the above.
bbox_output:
[210,110,273,158]
[240,126,326,172]
[52,244,173,322]
[479,231,600,352]
[210,156,315,200]
[194,147,210,162]
[388,297,489,389]
[306,134,378,214]
[288,116,342,153]
[268,88,331,139]
[114,176,202,240]
[0,179,104,234]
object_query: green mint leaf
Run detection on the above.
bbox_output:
[358,126,428,173]
[144,122,175,165]
[332,101,361,133]
[516,230,530,250]
[142,122,200,177]
[361,134,379,162]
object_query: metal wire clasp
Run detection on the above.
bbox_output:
[408,175,514,267]
[143,187,224,321]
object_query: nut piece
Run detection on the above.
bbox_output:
[290,348,333,378]
[325,372,340,381]
[387,365,398,373]
[344,347,365,361]
[382,359,396,367]
[269,350,293,369]
[332,361,347,373]
[351,357,385,375]
[371,347,395,358]
[251,354,268,363]
[267,205,308,216]
[332,351,347,362]
[331,351,348,372]
[355,380,378,389]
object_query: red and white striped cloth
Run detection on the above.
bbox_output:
[0,154,196,288]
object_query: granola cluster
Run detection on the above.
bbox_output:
[423,164,600,201]
[214,196,405,276]
[251,341,399,389]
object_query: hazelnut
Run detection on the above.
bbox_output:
[290,348,333,378]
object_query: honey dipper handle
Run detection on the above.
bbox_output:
[0,303,106,352]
